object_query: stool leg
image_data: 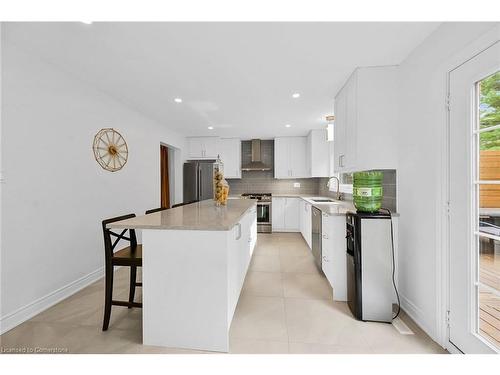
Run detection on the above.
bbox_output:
[128,266,137,308]
[102,264,114,331]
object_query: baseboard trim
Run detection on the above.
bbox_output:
[0,267,104,335]
[400,294,436,342]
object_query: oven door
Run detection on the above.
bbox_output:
[256,202,271,224]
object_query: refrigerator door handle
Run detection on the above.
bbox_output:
[197,166,202,201]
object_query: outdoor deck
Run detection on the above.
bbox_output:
[479,251,500,349]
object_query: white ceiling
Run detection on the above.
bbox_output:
[5,22,440,139]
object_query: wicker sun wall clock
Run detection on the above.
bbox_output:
[92,128,128,172]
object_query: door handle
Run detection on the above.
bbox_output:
[197,167,202,200]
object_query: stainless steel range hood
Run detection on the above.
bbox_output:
[241,139,272,171]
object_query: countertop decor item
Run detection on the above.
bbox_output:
[213,155,229,206]
[92,128,128,172]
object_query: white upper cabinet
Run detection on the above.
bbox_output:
[274,137,308,179]
[187,137,219,159]
[218,138,241,179]
[274,138,289,179]
[307,129,330,177]
[333,66,398,173]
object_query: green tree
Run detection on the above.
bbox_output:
[480,71,500,150]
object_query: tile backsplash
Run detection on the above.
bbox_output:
[318,169,397,212]
[227,139,321,195]
[227,174,321,195]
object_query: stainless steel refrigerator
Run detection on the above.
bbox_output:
[183,161,216,202]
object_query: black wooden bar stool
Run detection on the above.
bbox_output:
[171,200,198,208]
[145,200,198,215]
[101,214,142,331]
[145,207,168,214]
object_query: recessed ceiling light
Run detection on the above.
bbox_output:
[292,93,300,98]
[174,98,183,103]
[285,124,291,128]
[208,126,214,130]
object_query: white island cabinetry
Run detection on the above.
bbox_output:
[108,199,257,353]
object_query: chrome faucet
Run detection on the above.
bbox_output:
[327,176,343,201]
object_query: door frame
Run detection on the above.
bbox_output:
[160,144,170,208]
[440,27,500,352]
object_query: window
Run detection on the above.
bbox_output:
[328,172,353,194]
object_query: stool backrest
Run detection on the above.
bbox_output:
[172,200,198,208]
[102,214,137,261]
[145,207,168,215]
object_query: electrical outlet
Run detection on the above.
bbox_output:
[293,182,300,188]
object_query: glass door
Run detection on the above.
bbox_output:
[475,71,500,350]
[449,41,499,353]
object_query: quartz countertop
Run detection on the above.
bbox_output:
[107,199,256,231]
[272,194,399,216]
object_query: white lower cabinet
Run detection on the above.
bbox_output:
[302,201,312,248]
[299,199,305,239]
[272,197,300,232]
[228,207,257,322]
[299,199,312,248]
[321,213,347,301]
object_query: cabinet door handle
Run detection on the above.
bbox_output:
[322,234,328,239]
[235,223,242,240]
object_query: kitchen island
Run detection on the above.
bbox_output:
[107,199,257,352]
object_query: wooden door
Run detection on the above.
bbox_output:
[160,144,170,208]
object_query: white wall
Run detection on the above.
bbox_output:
[396,22,499,346]
[0,24,4,326]
[0,38,186,333]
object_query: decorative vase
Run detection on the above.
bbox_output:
[213,155,229,206]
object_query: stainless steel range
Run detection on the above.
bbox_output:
[241,193,272,233]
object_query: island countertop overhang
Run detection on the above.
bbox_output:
[106,199,257,231]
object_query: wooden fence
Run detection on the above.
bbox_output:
[480,150,500,208]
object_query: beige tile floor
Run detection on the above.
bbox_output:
[0,232,447,354]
